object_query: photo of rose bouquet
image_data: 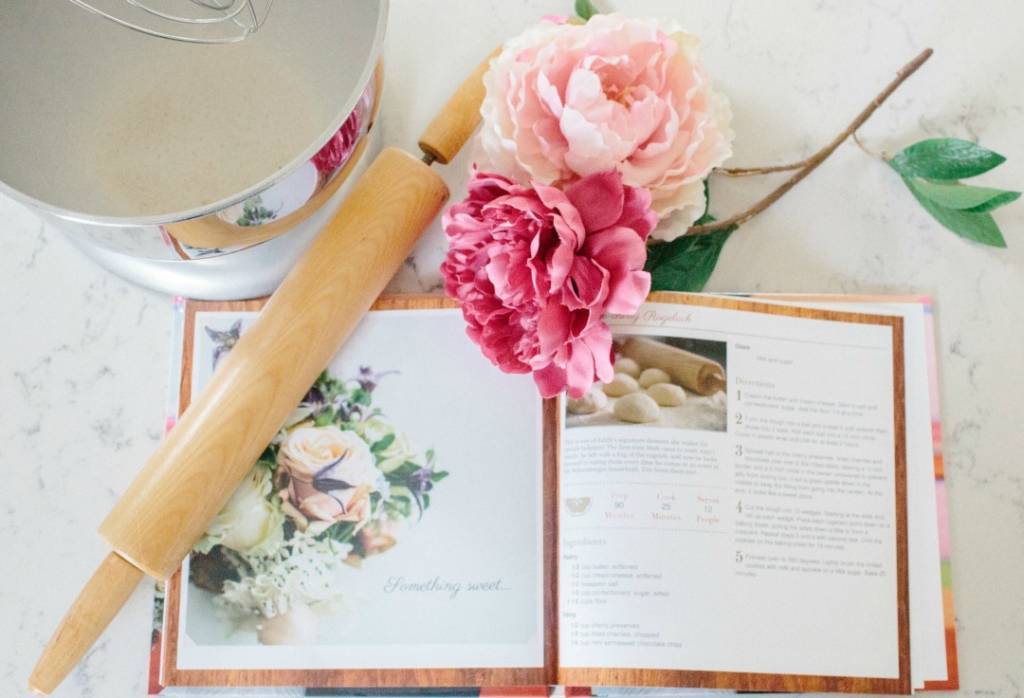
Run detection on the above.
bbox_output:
[187,353,447,646]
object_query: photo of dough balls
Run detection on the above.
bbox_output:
[564,334,728,432]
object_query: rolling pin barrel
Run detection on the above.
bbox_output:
[29,149,446,696]
[619,337,726,395]
[30,44,498,695]
[99,148,448,580]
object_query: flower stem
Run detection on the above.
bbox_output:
[686,47,933,237]
[851,131,889,161]
[719,162,806,176]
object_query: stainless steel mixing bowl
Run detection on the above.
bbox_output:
[0,0,387,298]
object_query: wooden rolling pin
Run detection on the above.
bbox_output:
[619,337,726,395]
[29,51,496,696]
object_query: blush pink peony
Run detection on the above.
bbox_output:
[479,14,733,238]
[442,169,656,398]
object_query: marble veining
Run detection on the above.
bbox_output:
[2,0,1023,696]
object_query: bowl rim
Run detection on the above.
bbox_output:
[0,0,389,228]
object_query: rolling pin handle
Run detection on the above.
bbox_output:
[29,552,144,695]
[417,48,501,164]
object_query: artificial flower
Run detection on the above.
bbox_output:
[442,169,656,397]
[479,13,733,234]
[195,465,284,557]
[278,426,383,525]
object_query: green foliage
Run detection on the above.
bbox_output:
[889,138,1016,248]
[319,521,357,544]
[384,495,412,519]
[888,138,1005,180]
[370,433,396,455]
[386,461,424,480]
[574,0,599,21]
[903,179,1007,247]
[903,179,1019,212]
[644,183,736,292]
[645,222,736,292]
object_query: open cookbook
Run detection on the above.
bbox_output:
[149,293,957,695]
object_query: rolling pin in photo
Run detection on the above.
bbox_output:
[619,337,726,395]
[28,51,497,696]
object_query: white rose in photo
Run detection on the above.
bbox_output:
[279,425,383,525]
[196,465,284,556]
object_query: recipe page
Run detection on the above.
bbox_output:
[754,295,948,689]
[558,297,906,689]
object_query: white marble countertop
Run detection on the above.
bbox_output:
[2,1,1022,695]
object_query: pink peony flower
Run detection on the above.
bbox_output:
[442,169,656,398]
[479,14,733,238]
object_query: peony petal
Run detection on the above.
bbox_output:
[534,182,585,243]
[564,256,610,310]
[582,226,649,272]
[605,270,651,315]
[564,341,596,398]
[536,302,570,356]
[648,178,708,231]
[560,106,617,176]
[535,69,565,118]
[564,171,626,231]
[532,361,567,398]
[617,185,657,238]
[581,323,614,384]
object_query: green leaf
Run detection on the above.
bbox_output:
[370,433,396,454]
[313,408,334,427]
[385,461,423,480]
[645,217,736,293]
[904,178,1020,211]
[903,176,1007,247]
[319,521,357,544]
[574,0,599,21]
[431,470,450,483]
[384,496,411,518]
[889,138,1006,180]
[964,192,1022,213]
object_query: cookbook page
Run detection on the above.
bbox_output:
[557,294,909,694]
[162,297,555,689]
[751,294,953,690]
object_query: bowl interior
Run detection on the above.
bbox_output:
[0,0,385,220]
